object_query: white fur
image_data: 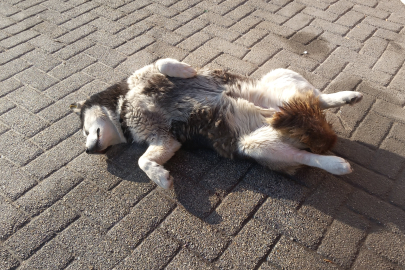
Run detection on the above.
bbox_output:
[156,58,197,78]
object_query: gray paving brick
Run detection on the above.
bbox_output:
[87,29,126,48]
[63,180,129,229]
[374,49,405,75]
[348,189,405,234]
[344,62,391,86]
[298,177,352,226]
[6,86,52,113]
[22,48,62,72]
[16,167,83,216]
[0,42,34,66]
[0,195,29,240]
[352,247,398,270]
[183,44,221,67]
[14,67,59,91]
[365,228,405,266]
[68,152,126,191]
[0,2,19,16]
[61,12,98,31]
[92,5,125,21]
[0,30,39,49]
[44,72,93,100]
[63,1,100,18]
[346,22,376,42]
[205,183,265,235]
[244,165,307,208]
[53,38,95,60]
[0,107,47,138]
[56,217,103,258]
[160,207,229,261]
[117,35,155,55]
[268,236,340,270]
[85,44,126,68]
[363,15,402,32]
[255,197,324,248]
[357,81,404,106]
[29,33,65,53]
[4,201,78,260]
[83,62,119,82]
[202,24,240,42]
[38,80,108,123]
[147,26,184,46]
[57,24,96,45]
[116,9,151,27]
[318,208,369,268]
[311,18,349,35]
[256,20,295,38]
[0,158,37,201]
[115,21,153,41]
[116,50,157,76]
[216,219,279,270]
[360,36,388,59]
[252,10,288,25]
[38,9,70,25]
[285,13,314,32]
[0,58,31,81]
[31,113,80,150]
[4,16,42,35]
[352,111,393,148]
[327,0,353,15]
[178,32,210,51]
[214,54,257,75]
[49,53,96,80]
[0,244,19,270]
[18,239,73,270]
[243,43,280,66]
[107,190,174,249]
[166,248,215,270]
[114,229,179,270]
[229,16,261,35]
[23,132,85,179]
[369,137,405,179]
[277,1,306,17]
[31,21,68,39]
[0,97,15,114]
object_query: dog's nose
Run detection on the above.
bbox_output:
[85,148,90,154]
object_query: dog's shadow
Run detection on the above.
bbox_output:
[106,135,405,239]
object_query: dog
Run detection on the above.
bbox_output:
[70,58,363,189]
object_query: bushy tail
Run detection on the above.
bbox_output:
[269,93,337,154]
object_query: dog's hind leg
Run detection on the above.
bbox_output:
[138,136,182,189]
[156,58,197,78]
[318,91,363,109]
[238,126,352,175]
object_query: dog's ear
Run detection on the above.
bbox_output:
[69,100,85,114]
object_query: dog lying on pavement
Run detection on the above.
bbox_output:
[70,58,363,189]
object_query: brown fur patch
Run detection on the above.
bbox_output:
[270,93,337,154]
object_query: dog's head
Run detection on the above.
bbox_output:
[270,93,337,154]
[70,100,126,154]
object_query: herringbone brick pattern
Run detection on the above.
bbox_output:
[0,0,404,269]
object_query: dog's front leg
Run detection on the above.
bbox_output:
[138,136,182,189]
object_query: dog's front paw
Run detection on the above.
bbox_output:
[157,170,174,189]
[322,156,353,175]
[345,92,363,105]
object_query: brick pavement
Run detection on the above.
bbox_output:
[0,0,404,269]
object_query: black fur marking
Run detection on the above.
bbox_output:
[80,80,130,127]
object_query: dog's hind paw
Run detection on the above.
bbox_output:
[345,92,363,105]
[157,58,197,78]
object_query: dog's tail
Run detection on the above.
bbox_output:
[268,93,337,154]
